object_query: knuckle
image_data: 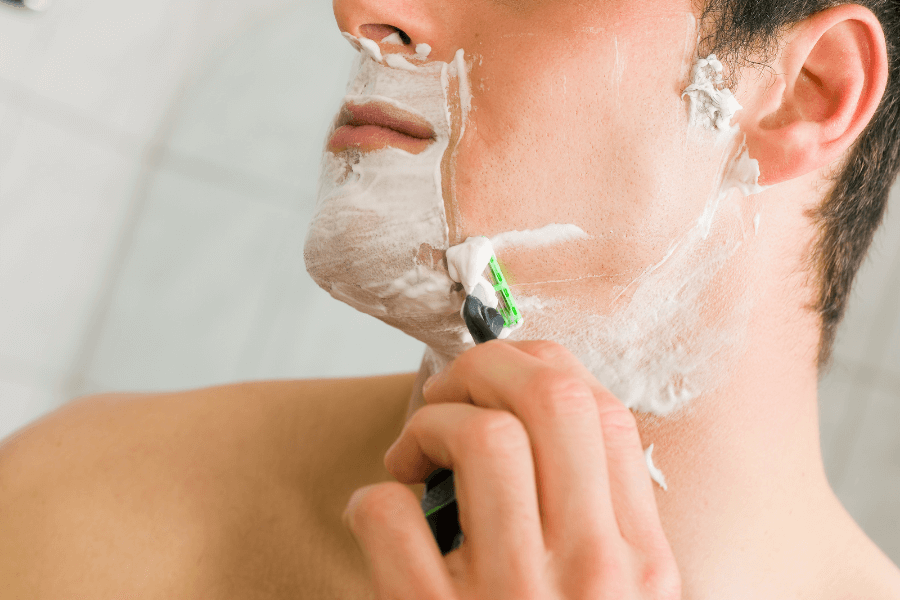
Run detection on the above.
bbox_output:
[523,339,570,364]
[561,549,628,600]
[407,402,433,430]
[578,544,624,578]
[599,403,638,438]
[457,340,494,368]
[503,579,544,600]
[405,405,454,466]
[640,558,682,600]
[528,369,597,420]
[462,410,529,454]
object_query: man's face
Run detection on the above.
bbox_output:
[441,0,714,281]
[306,0,763,415]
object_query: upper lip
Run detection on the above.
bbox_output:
[336,100,435,140]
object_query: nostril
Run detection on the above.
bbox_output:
[359,23,413,45]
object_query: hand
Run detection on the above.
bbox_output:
[342,340,681,600]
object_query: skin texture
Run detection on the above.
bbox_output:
[0,1,899,599]
[357,340,681,600]
[330,0,742,346]
[315,0,891,416]
[0,377,421,598]
[329,0,900,598]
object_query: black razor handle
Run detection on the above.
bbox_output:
[421,295,504,555]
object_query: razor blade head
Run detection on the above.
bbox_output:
[485,255,521,328]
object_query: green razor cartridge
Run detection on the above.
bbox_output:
[486,253,522,329]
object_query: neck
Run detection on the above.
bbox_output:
[403,304,855,599]
[401,178,895,597]
[634,328,837,597]
[620,180,855,597]
[608,255,849,599]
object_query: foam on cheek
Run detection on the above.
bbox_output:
[499,54,769,417]
[306,33,767,423]
[491,223,589,250]
[683,54,769,197]
[682,55,740,132]
[454,49,471,123]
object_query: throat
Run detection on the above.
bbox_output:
[633,370,839,599]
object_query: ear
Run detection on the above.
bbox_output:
[739,4,888,187]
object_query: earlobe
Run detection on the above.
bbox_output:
[740,4,888,187]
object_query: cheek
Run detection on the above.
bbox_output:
[450,12,719,290]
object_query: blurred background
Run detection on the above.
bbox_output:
[0,0,897,562]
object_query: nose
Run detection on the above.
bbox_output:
[333,0,453,61]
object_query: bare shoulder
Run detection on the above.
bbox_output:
[829,543,900,600]
[0,374,416,599]
[842,530,900,600]
[813,504,900,600]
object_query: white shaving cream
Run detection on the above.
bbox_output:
[494,54,768,416]
[491,223,589,250]
[644,444,668,491]
[446,236,498,319]
[377,33,431,64]
[305,35,480,359]
[446,236,495,299]
[683,54,769,195]
[445,236,525,338]
[384,53,419,72]
[516,295,554,310]
[681,55,741,133]
[306,42,769,417]
[416,43,432,60]
[345,33,384,63]
[381,32,404,46]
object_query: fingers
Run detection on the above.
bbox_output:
[342,482,458,600]
[422,340,665,550]
[596,400,667,545]
[385,401,545,594]
[419,340,619,551]
[515,341,666,546]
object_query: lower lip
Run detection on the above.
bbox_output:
[328,124,433,155]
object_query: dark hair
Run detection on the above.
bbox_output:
[695,0,900,370]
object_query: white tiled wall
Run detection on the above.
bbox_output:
[0,0,897,564]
